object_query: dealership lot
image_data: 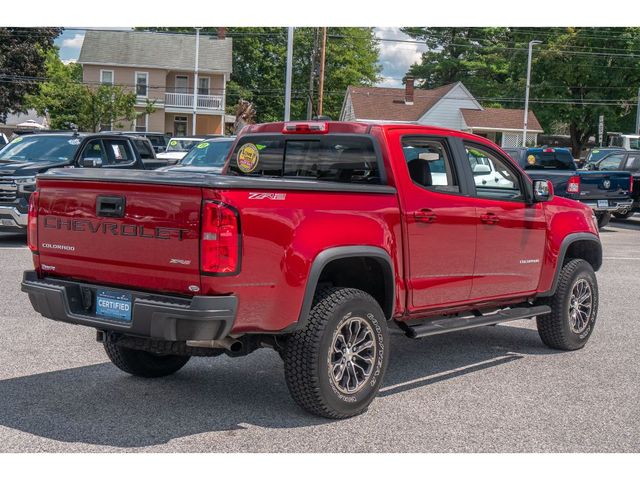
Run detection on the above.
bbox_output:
[0,221,639,453]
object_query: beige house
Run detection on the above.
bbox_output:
[78,30,232,136]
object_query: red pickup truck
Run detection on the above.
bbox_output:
[22,121,602,419]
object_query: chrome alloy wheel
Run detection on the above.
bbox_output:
[569,279,593,334]
[328,316,377,395]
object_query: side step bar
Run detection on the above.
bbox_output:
[402,305,552,339]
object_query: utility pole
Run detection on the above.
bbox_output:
[307,28,319,120]
[317,27,327,117]
[636,86,640,134]
[284,27,294,121]
[192,27,201,136]
[522,39,542,147]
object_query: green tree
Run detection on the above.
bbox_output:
[0,27,62,122]
[135,27,380,122]
[27,51,153,132]
[402,27,640,155]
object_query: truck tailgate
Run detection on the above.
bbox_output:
[36,178,202,295]
[578,171,632,200]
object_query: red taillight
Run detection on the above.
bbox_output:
[282,122,329,134]
[630,176,634,194]
[27,191,39,252]
[544,148,555,153]
[201,201,240,274]
[567,175,581,194]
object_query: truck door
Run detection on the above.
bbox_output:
[463,141,546,299]
[391,132,478,311]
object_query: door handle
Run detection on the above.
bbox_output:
[414,209,437,223]
[480,212,500,225]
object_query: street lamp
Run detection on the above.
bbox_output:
[522,40,542,147]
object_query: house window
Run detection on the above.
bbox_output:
[100,70,114,85]
[175,75,189,94]
[198,77,209,95]
[135,113,148,132]
[174,116,188,136]
[136,72,149,97]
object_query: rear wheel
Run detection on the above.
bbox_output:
[613,211,634,219]
[283,287,389,419]
[104,339,190,378]
[595,212,611,229]
[537,258,598,351]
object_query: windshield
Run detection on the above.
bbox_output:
[0,135,80,162]
[180,140,234,167]
[166,139,201,153]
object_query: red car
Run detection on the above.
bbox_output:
[22,121,602,418]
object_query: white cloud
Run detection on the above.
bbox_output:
[374,27,427,87]
[62,33,85,48]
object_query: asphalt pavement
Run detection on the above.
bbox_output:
[1,219,639,452]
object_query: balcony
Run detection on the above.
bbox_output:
[164,92,224,112]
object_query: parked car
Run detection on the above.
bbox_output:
[0,132,155,232]
[102,131,170,154]
[23,121,602,419]
[156,137,206,163]
[579,147,627,169]
[607,132,640,151]
[586,150,640,219]
[157,137,235,173]
[505,146,633,228]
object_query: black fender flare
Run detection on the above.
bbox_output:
[538,232,602,297]
[289,246,395,332]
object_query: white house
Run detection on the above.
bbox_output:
[340,79,543,147]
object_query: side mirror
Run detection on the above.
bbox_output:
[81,157,103,168]
[533,179,554,202]
[472,164,491,175]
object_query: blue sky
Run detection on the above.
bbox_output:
[55,28,426,87]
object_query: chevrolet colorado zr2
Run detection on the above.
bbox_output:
[22,121,602,419]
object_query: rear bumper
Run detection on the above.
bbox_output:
[584,199,633,213]
[21,271,237,341]
[0,205,27,228]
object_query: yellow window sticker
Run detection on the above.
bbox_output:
[237,143,260,173]
[169,140,178,146]
[196,142,209,149]
[527,154,536,165]
[11,137,24,144]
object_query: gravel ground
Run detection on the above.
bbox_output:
[0,218,639,453]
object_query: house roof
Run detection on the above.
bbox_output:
[78,30,232,74]
[346,83,457,121]
[461,107,542,132]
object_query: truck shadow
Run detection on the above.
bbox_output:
[0,323,555,449]
[0,232,27,248]
[608,217,640,231]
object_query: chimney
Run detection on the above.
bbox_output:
[217,27,226,40]
[405,76,414,105]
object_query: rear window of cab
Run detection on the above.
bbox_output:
[525,150,575,170]
[227,135,381,184]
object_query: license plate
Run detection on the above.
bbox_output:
[597,200,609,208]
[96,289,132,323]
[1,219,16,227]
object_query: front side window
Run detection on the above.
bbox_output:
[136,72,148,97]
[80,139,106,165]
[102,139,134,165]
[401,136,458,193]
[598,154,625,170]
[465,143,523,201]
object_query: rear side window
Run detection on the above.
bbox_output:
[626,154,640,172]
[103,139,134,165]
[228,135,380,184]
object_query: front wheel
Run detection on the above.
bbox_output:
[283,287,389,419]
[537,258,598,351]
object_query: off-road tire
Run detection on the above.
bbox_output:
[596,212,611,229]
[537,258,598,351]
[104,339,190,378]
[283,287,389,419]
[613,211,634,220]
